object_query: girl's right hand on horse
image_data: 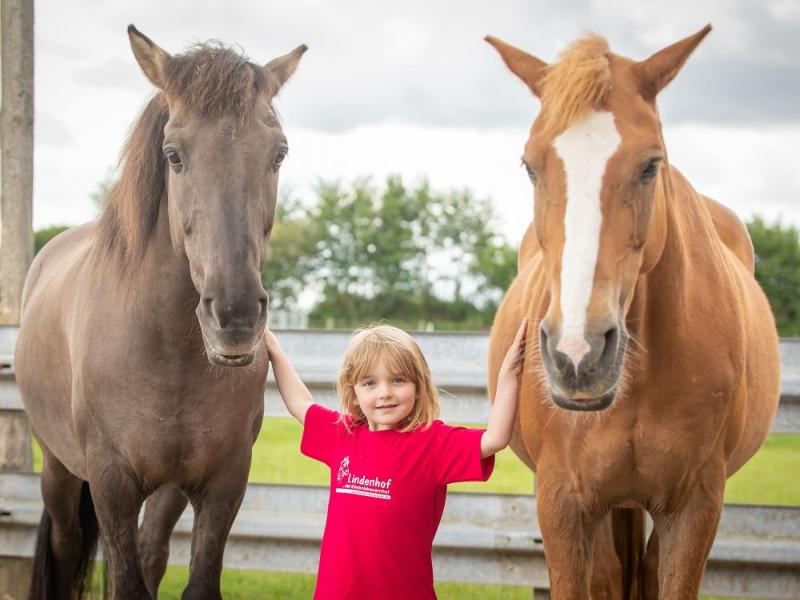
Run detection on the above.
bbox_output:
[499,319,528,384]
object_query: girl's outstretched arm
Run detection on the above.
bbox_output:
[264,329,313,424]
[481,319,528,458]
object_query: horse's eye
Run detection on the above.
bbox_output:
[522,161,537,184]
[164,149,183,173]
[273,147,288,171]
[640,157,662,181]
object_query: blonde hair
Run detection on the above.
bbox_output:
[337,324,440,433]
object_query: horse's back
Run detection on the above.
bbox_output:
[21,223,96,315]
[702,194,755,272]
[16,222,97,477]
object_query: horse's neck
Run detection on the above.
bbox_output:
[628,166,721,338]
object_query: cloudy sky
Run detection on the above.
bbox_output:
[33,0,800,242]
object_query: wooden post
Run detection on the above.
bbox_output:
[0,0,35,597]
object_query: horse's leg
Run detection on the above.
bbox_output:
[87,458,151,600]
[138,483,189,597]
[181,455,250,600]
[641,531,659,599]
[31,450,84,600]
[651,461,725,599]
[536,476,601,600]
[589,514,623,600]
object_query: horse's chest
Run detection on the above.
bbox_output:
[533,416,718,504]
[77,367,265,487]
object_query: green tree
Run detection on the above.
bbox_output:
[262,196,318,311]
[306,177,433,327]
[748,216,800,336]
[300,176,517,330]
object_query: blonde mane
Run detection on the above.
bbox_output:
[540,34,612,135]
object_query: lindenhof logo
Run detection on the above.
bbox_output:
[334,456,393,501]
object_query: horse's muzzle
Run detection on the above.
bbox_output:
[196,285,268,367]
[539,323,627,411]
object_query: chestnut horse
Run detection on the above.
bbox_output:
[486,26,780,599]
[15,27,305,599]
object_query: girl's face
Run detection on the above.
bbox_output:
[354,358,417,431]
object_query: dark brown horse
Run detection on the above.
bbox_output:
[15,26,305,599]
[486,26,780,599]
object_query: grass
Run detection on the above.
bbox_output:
[249,418,800,503]
[32,418,800,503]
[32,418,798,599]
[152,567,533,599]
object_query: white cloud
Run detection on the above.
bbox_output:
[30,0,800,243]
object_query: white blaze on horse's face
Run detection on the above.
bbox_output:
[552,110,621,367]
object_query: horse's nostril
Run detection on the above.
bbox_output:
[202,297,217,325]
[600,326,619,364]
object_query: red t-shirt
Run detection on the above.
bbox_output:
[301,403,495,599]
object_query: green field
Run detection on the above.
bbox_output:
[32,418,799,598]
[32,418,800,503]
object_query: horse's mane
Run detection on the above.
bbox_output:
[540,33,612,135]
[97,43,270,266]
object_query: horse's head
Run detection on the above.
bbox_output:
[487,26,710,410]
[127,26,306,367]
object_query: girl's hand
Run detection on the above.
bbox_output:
[482,318,528,458]
[263,328,313,424]
[264,328,280,357]
[499,318,528,382]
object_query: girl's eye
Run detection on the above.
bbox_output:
[393,377,406,384]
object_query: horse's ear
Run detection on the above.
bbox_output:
[264,45,308,97]
[635,24,712,100]
[484,36,548,98]
[128,25,171,90]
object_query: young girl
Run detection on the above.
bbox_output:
[264,320,527,599]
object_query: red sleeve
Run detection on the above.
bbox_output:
[300,404,342,467]
[433,423,495,485]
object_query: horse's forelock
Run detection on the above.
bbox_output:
[163,42,269,122]
[540,34,612,136]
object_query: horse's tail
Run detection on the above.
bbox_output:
[610,506,646,600]
[28,482,102,600]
